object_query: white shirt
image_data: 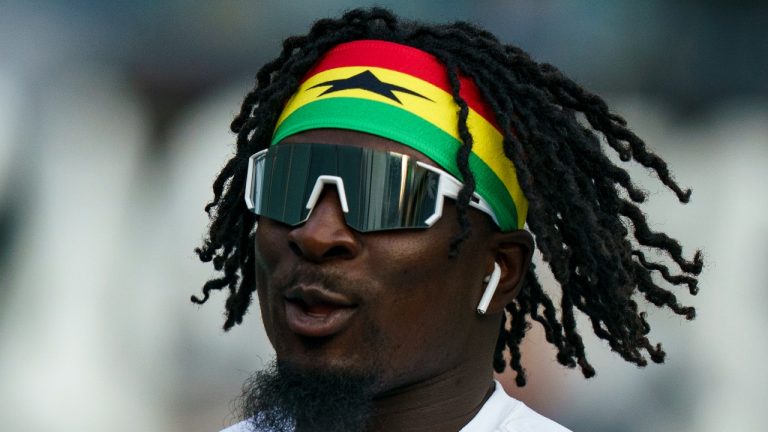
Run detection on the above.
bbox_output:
[459,381,571,432]
[220,380,571,432]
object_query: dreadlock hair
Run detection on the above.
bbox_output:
[192,7,703,387]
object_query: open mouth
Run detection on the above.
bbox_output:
[283,286,357,338]
[286,298,349,316]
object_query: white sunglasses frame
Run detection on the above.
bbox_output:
[244,146,500,229]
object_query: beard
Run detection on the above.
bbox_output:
[238,360,377,432]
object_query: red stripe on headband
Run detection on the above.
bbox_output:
[302,40,500,130]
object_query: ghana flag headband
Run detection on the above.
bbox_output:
[270,39,528,231]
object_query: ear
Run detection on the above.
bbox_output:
[482,230,534,315]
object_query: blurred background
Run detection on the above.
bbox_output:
[1,1,766,431]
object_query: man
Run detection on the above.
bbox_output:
[193,8,702,432]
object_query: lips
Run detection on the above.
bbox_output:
[283,285,357,338]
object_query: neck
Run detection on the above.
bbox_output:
[364,367,496,432]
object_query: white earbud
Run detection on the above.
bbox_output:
[477,262,501,315]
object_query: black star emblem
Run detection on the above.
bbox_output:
[308,70,432,104]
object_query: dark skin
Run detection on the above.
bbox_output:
[254,129,534,431]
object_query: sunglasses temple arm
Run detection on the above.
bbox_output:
[432,173,499,227]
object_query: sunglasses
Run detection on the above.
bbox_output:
[245,143,498,232]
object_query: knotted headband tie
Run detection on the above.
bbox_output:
[272,39,528,231]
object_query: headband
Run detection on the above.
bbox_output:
[271,39,527,230]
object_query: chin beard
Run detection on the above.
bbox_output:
[238,360,377,432]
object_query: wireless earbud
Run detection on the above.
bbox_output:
[477,262,501,315]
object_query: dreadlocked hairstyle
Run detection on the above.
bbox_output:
[192,8,702,386]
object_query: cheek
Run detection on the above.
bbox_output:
[372,293,478,387]
[254,220,284,270]
[371,233,478,307]
[253,222,290,346]
[366,238,482,369]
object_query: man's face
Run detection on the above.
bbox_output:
[253,129,499,393]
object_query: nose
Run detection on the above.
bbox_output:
[287,187,360,262]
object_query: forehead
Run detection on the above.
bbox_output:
[278,128,440,168]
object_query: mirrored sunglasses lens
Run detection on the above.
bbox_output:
[344,151,439,231]
[249,143,440,231]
